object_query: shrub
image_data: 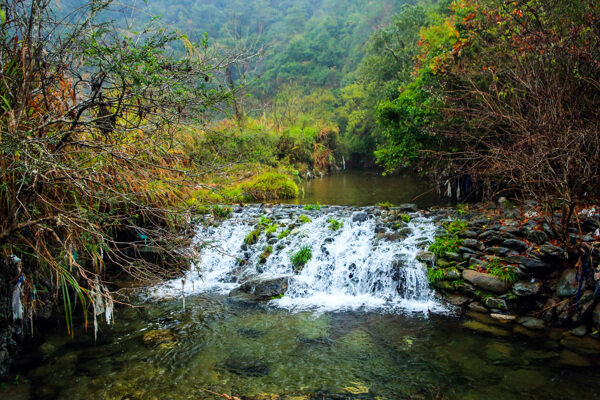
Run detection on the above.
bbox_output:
[239,172,298,201]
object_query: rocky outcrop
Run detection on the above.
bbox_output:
[422,200,600,338]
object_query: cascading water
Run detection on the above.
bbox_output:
[152,205,445,313]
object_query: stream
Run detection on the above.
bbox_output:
[8,172,600,400]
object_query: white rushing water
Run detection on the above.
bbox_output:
[152,205,445,314]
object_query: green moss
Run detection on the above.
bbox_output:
[244,229,261,245]
[239,172,298,201]
[399,214,411,223]
[270,293,284,300]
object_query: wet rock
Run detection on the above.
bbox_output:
[556,269,580,297]
[512,281,542,297]
[487,247,513,256]
[525,229,547,245]
[502,239,528,252]
[483,297,509,310]
[460,230,478,239]
[570,326,587,337]
[463,239,485,251]
[504,255,548,271]
[397,203,418,212]
[490,313,517,322]
[142,329,176,346]
[436,258,452,268]
[539,244,564,259]
[229,275,290,301]
[468,302,488,312]
[352,211,368,222]
[416,251,435,263]
[447,295,471,306]
[463,270,510,294]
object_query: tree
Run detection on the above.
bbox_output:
[0,0,233,333]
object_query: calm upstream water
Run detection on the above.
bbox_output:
[6,174,600,400]
[283,170,441,207]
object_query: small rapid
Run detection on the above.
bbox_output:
[152,205,445,313]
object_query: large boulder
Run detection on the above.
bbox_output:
[463,270,510,294]
[462,239,485,251]
[230,275,290,301]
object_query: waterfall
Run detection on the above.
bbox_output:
[152,205,444,314]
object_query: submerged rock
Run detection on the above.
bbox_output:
[351,211,368,222]
[142,329,176,346]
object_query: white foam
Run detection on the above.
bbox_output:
[150,206,446,314]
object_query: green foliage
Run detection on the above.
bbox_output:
[244,229,261,245]
[429,219,465,257]
[327,218,343,231]
[290,245,312,270]
[487,260,517,284]
[259,245,273,263]
[265,224,278,235]
[378,201,393,209]
[299,215,311,224]
[270,293,285,300]
[212,205,232,218]
[259,215,273,226]
[278,229,291,240]
[304,202,321,211]
[427,268,445,283]
[400,214,412,223]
